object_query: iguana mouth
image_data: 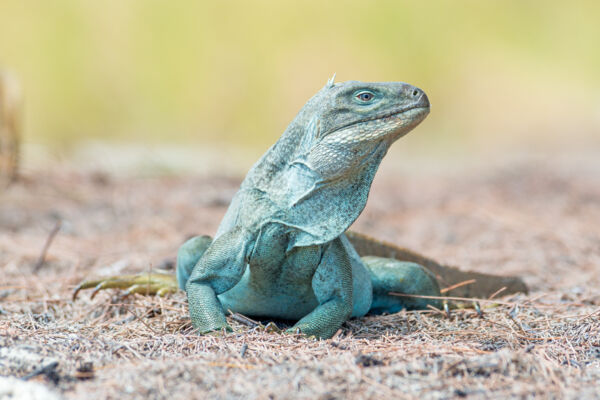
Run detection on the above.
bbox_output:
[323,104,430,138]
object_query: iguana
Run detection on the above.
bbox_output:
[74,78,527,339]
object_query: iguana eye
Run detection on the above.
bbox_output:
[356,91,375,102]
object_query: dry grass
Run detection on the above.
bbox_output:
[1,157,599,399]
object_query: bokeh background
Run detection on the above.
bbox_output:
[1,1,599,173]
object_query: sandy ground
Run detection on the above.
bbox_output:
[0,155,599,399]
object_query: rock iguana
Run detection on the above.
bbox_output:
[74,78,527,339]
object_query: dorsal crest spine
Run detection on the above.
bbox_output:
[326,73,336,88]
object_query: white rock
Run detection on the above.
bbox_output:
[0,377,63,400]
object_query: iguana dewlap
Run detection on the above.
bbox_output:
[74,78,527,339]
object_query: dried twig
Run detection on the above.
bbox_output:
[440,279,477,294]
[33,220,62,272]
[389,291,518,306]
[228,310,259,327]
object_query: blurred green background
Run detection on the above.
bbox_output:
[1,1,599,170]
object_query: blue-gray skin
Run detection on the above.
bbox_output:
[73,78,527,339]
[179,79,435,338]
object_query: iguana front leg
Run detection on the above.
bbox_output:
[186,228,252,334]
[289,238,353,339]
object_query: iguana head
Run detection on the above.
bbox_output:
[296,79,430,179]
[315,79,429,144]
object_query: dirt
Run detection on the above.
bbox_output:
[0,156,599,399]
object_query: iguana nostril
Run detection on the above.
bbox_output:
[412,89,419,97]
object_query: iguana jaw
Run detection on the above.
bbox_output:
[320,102,430,149]
[324,102,429,139]
[385,103,430,141]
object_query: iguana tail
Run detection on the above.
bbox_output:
[345,231,528,299]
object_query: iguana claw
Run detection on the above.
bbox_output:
[72,272,178,301]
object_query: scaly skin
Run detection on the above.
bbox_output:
[74,78,527,339]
